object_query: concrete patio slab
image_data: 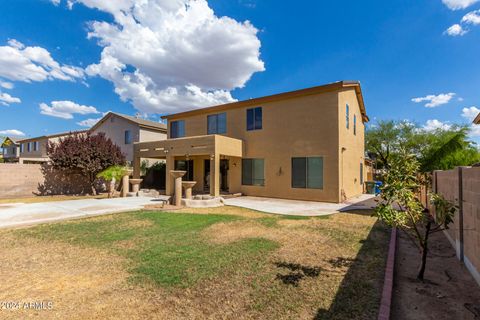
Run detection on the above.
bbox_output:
[0,196,168,229]
[223,194,377,216]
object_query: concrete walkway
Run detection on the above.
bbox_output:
[0,197,168,229]
[223,194,377,216]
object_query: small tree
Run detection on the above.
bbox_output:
[47,133,126,195]
[97,165,129,198]
[374,152,455,280]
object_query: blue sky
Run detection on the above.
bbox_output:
[0,0,479,143]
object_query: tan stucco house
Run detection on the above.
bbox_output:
[90,112,167,163]
[133,81,369,203]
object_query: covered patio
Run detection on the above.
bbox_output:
[133,135,243,198]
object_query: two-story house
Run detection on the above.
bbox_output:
[133,81,368,203]
[18,130,88,164]
[13,112,167,165]
[1,137,21,162]
[89,112,167,163]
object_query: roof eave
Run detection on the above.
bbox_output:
[162,81,368,122]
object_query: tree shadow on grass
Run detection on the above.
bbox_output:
[314,214,390,320]
[275,262,322,287]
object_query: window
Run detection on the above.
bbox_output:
[207,112,227,134]
[27,142,31,152]
[354,114,357,135]
[247,107,262,131]
[33,141,39,151]
[20,144,24,153]
[346,104,350,129]
[124,130,132,144]
[170,120,185,138]
[360,163,364,185]
[292,157,324,189]
[242,159,265,186]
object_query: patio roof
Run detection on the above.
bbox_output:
[134,134,243,159]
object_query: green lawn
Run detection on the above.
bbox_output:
[4,207,389,319]
[18,211,278,288]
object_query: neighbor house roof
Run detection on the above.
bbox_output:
[474,112,480,125]
[1,136,22,147]
[90,112,167,132]
[18,130,88,143]
[162,81,369,122]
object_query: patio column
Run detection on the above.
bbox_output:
[132,155,141,179]
[209,154,220,197]
[165,155,175,197]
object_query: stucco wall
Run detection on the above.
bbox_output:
[92,116,166,163]
[92,115,141,162]
[434,167,480,286]
[168,90,344,202]
[338,89,366,200]
[0,164,44,198]
[0,163,91,198]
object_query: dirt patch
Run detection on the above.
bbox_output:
[391,229,480,320]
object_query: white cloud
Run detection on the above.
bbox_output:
[423,119,452,131]
[65,0,264,114]
[0,39,84,83]
[76,117,101,127]
[0,92,21,106]
[462,9,480,24]
[442,0,479,10]
[0,81,14,89]
[445,24,468,36]
[411,93,456,108]
[0,129,25,136]
[50,0,61,5]
[39,100,100,119]
[461,106,480,121]
[460,106,480,138]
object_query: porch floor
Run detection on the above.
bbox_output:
[223,194,377,216]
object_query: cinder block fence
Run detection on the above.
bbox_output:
[433,166,480,286]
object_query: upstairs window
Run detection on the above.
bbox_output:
[242,159,265,186]
[124,130,132,144]
[346,104,350,129]
[354,114,357,135]
[33,141,39,151]
[20,144,24,153]
[247,107,262,131]
[170,120,185,138]
[27,142,31,152]
[292,157,324,189]
[207,112,227,134]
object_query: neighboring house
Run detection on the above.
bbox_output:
[1,137,21,163]
[90,112,167,163]
[18,131,88,164]
[474,113,480,125]
[133,81,369,203]
[10,112,167,165]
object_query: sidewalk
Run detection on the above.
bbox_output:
[0,197,166,229]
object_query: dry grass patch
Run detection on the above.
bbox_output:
[0,209,389,319]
